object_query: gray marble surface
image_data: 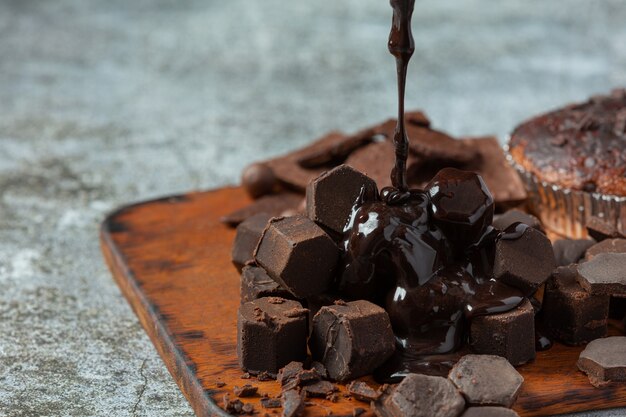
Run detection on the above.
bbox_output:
[1,1,625,416]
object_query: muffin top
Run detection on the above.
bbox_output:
[509,88,626,196]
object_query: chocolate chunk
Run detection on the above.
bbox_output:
[449,354,524,407]
[241,163,279,199]
[261,397,282,409]
[347,381,381,402]
[460,136,527,208]
[296,128,376,169]
[461,407,520,417]
[373,374,465,417]
[224,393,252,415]
[578,336,626,387]
[240,265,293,304]
[309,300,395,381]
[281,389,305,417]
[277,361,304,390]
[552,238,595,266]
[586,216,624,241]
[237,297,308,374]
[543,266,609,345]
[254,215,339,298]
[493,209,543,232]
[234,384,259,398]
[426,168,494,247]
[310,361,328,379]
[306,164,378,235]
[577,253,626,296]
[302,380,337,398]
[470,299,535,366]
[232,213,272,269]
[222,193,304,227]
[585,238,626,260]
[493,224,556,296]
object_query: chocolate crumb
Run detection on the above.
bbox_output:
[283,308,309,318]
[215,381,226,388]
[267,297,286,304]
[234,384,259,398]
[241,372,251,379]
[261,397,282,409]
[256,371,275,381]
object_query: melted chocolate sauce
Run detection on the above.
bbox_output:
[388,0,415,195]
[330,1,535,382]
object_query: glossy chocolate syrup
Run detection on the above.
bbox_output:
[389,0,415,195]
[338,170,525,380]
[331,1,533,382]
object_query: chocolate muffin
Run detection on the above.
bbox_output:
[508,88,626,238]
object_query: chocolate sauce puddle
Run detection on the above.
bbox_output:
[330,1,534,381]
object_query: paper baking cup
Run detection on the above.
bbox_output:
[505,149,626,239]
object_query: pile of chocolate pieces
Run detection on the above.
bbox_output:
[222,112,626,417]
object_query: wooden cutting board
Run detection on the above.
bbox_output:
[100,186,626,417]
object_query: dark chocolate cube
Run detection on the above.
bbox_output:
[576,252,626,296]
[306,164,378,235]
[493,224,556,295]
[254,215,339,298]
[231,213,271,269]
[543,265,609,345]
[309,300,395,381]
[237,297,308,374]
[240,265,293,304]
[470,299,535,366]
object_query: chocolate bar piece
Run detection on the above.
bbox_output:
[577,253,626,296]
[449,354,524,407]
[461,408,520,417]
[282,389,305,417]
[372,374,465,417]
[585,238,626,260]
[493,224,556,296]
[306,164,378,235]
[552,238,595,266]
[542,266,609,345]
[254,215,339,298]
[586,216,624,241]
[492,209,543,232]
[470,299,535,366]
[277,361,305,390]
[309,300,395,381]
[232,214,272,269]
[237,297,308,374]
[578,336,626,387]
[407,125,480,164]
[302,380,337,398]
[240,265,293,304]
[347,381,381,402]
[221,193,303,227]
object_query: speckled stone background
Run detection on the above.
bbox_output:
[1,1,625,416]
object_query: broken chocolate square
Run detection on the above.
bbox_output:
[586,216,624,242]
[449,354,523,408]
[347,380,381,402]
[281,389,305,417]
[302,380,337,398]
[585,238,626,260]
[577,253,626,296]
[232,213,272,270]
[309,300,395,381]
[578,336,626,387]
[470,299,535,366]
[237,297,308,374]
[240,265,292,304]
[373,374,465,417]
[233,384,258,398]
[543,265,609,345]
[493,224,556,296]
[254,215,339,298]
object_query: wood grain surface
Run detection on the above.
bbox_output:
[100,187,626,417]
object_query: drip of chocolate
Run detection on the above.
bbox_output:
[388,0,415,196]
